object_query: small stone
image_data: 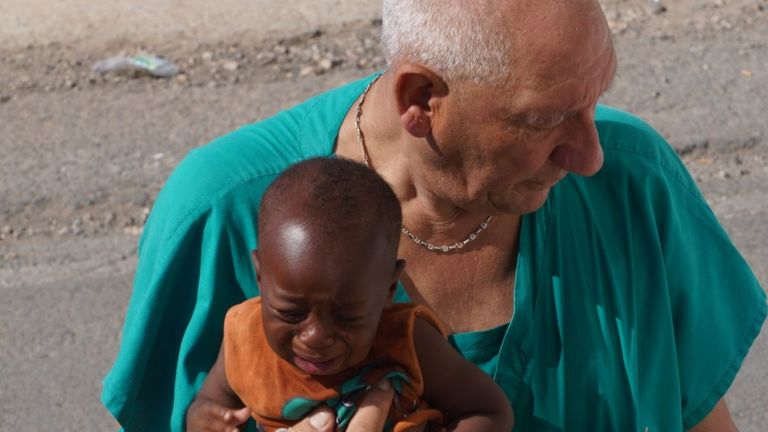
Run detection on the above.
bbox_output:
[317,58,334,71]
[175,74,189,84]
[201,51,214,62]
[222,60,239,72]
[741,69,753,77]
[124,226,143,236]
[1,225,12,235]
[299,66,314,77]
[256,52,277,65]
[71,219,84,235]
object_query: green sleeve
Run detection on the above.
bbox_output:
[657,165,767,429]
[610,109,768,428]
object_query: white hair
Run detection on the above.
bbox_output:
[381,0,514,86]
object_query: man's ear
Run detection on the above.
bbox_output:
[393,65,449,138]
[252,250,262,283]
[386,258,407,305]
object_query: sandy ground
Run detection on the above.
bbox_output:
[0,0,766,430]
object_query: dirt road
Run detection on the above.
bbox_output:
[0,0,766,430]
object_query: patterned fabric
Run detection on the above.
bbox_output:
[224,298,444,431]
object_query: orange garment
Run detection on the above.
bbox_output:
[224,298,445,432]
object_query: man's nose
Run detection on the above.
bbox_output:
[549,110,604,177]
[298,316,334,349]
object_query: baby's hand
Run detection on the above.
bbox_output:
[186,398,251,432]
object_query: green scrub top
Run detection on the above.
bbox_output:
[101,74,766,431]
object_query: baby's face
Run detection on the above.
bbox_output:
[255,221,401,376]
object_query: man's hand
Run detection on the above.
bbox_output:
[186,398,251,432]
[281,379,399,432]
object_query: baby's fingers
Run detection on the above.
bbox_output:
[222,406,251,425]
[186,399,251,432]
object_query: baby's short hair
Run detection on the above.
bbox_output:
[259,157,402,248]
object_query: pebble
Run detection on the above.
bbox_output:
[649,0,667,15]
[317,58,334,71]
[255,52,277,65]
[222,60,239,72]
[124,226,143,236]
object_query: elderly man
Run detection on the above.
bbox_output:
[102,0,766,431]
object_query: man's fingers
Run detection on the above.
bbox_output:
[285,407,336,432]
[346,379,395,432]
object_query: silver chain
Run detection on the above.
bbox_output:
[354,75,493,253]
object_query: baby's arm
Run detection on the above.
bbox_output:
[414,318,514,431]
[186,344,251,432]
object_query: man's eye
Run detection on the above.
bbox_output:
[527,123,557,133]
[524,112,565,132]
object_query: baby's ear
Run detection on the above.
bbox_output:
[252,250,262,283]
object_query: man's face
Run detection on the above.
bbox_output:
[254,220,400,376]
[416,4,617,216]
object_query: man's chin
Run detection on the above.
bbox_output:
[489,189,551,215]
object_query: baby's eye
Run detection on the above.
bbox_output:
[334,313,366,325]
[274,309,306,324]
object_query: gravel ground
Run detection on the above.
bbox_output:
[0,0,766,430]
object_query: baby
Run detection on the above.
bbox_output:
[188,158,513,431]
